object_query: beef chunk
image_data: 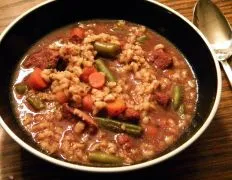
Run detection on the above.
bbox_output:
[147,49,173,70]
[23,48,59,69]
[155,92,170,107]
[124,108,140,120]
[116,134,133,149]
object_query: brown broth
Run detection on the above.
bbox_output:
[11,20,197,166]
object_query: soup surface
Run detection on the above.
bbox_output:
[12,20,197,166]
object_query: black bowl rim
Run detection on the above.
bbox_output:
[0,0,222,173]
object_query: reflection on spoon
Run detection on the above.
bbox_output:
[193,0,232,88]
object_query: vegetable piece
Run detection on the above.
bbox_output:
[137,35,148,43]
[94,41,120,58]
[26,96,45,110]
[55,91,68,104]
[106,99,126,117]
[88,72,105,89]
[95,117,143,136]
[95,59,116,82]
[117,20,125,27]
[26,68,47,90]
[15,84,27,95]
[70,27,85,40]
[63,104,97,128]
[82,94,94,112]
[172,85,183,110]
[80,66,97,83]
[88,151,123,164]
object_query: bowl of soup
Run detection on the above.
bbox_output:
[0,0,221,172]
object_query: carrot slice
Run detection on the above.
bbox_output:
[82,94,94,112]
[26,68,47,90]
[80,66,97,83]
[70,27,85,40]
[55,91,68,104]
[88,72,105,89]
[106,99,126,117]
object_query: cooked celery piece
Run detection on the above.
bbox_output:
[26,96,45,110]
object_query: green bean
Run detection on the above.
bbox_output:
[15,84,27,95]
[26,96,45,111]
[172,85,183,110]
[137,35,148,43]
[89,151,123,164]
[95,117,143,137]
[94,41,120,58]
[95,59,116,82]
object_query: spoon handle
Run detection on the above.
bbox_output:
[220,59,232,88]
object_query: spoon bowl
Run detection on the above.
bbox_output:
[193,0,232,87]
[193,0,232,46]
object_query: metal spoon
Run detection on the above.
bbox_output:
[193,0,232,87]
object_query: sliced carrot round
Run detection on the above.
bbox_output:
[26,68,47,90]
[107,98,126,117]
[80,66,97,83]
[88,72,105,89]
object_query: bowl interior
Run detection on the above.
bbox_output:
[0,0,218,171]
